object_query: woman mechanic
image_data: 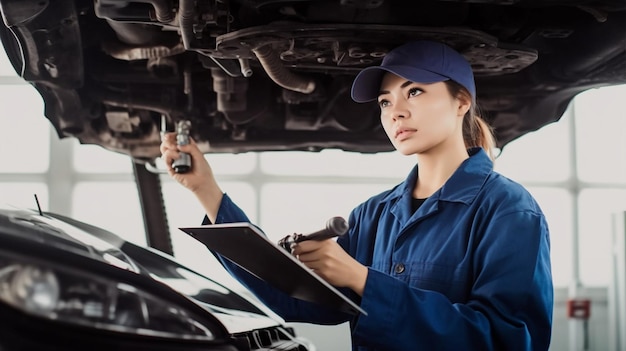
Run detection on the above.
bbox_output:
[160,40,554,351]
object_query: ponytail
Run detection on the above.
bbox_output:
[445,81,497,162]
[465,112,496,161]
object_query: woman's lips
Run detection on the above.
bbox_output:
[395,128,417,140]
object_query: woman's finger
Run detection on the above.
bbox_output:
[159,132,177,154]
[160,148,180,170]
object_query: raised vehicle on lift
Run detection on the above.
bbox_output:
[1,0,624,160]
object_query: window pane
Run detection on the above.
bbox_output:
[260,149,415,178]
[0,85,49,172]
[205,153,257,175]
[152,152,257,175]
[73,142,133,173]
[0,46,18,76]
[526,187,573,288]
[574,85,626,183]
[578,188,626,286]
[71,182,145,246]
[162,180,257,231]
[0,183,48,210]
[260,182,395,242]
[165,180,256,288]
[494,109,571,182]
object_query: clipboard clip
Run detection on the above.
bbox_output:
[278,216,348,253]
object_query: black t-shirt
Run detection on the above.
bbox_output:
[411,197,428,213]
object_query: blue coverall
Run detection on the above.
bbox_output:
[205,147,554,351]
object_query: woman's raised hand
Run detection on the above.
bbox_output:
[160,132,223,222]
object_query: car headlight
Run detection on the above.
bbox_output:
[0,250,216,340]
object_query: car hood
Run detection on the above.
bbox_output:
[0,0,624,161]
[0,207,282,333]
[203,305,285,334]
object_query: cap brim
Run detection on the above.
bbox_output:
[350,65,450,103]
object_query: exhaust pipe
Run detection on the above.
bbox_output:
[252,45,316,94]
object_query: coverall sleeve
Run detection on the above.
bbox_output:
[204,193,355,325]
[350,210,553,351]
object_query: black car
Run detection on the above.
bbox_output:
[0,207,314,350]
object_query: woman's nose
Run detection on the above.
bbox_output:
[390,100,409,120]
[393,111,406,120]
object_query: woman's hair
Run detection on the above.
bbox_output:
[444,80,497,161]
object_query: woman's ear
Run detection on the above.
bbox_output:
[457,96,471,117]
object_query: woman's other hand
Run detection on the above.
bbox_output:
[292,239,368,296]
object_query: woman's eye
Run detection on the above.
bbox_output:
[378,100,390,108]
[408,87,423,97]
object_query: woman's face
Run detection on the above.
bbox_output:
[377,72,469,156]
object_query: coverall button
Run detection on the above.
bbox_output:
[394,263,405,274]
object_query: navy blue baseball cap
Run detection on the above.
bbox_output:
[350,40,476,103]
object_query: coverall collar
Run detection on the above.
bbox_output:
[380,147,493,206]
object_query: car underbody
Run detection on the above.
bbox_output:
[1,0,625,162]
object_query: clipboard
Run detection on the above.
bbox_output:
[180,222,366,316]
